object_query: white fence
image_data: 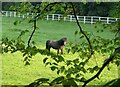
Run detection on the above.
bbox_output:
[1,11,120,24]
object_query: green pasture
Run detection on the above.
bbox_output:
[2,16,114,45]
[2,16,118,85]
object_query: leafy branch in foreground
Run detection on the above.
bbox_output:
[25,46,119,87]
[70,2,94,56]
[27,2,60,47]
[27,17,36,47]
[82,46,120,87]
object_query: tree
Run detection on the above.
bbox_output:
[2,2,120,87]
[2,2,16,11]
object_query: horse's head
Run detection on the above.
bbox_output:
[58,37,67,46]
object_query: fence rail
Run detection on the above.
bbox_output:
[1,11,120,24]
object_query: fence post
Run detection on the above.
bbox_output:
[46,15,49,20]
[99,17,101,21]
[64,17,66,21]
[6,11,8,17]
[22,15,25,18]
[84,16,86,24]
[116,18,118,21]
[14,12,16,17]
[70,15,73,22]
[18,12,20,17]
[107,17,109,24]
[52,14,55,20]
[77,16,79,22]
[27,13,29,18]
[91,16,93,24]
[58,14,60,21]
[10,11,12,17]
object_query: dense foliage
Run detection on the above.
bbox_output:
[2,2,120,87]
[2,2,119,17]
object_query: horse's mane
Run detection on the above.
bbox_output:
[57,37,67,45]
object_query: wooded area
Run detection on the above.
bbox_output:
[2,2,119,17]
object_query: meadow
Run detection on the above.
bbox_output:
[2,16,118,85]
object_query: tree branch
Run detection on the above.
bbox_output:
[82,47,120,87]
[27,2,60,47]
[70,2,94,55]
[35,2,60,18]
[28,17,36,47]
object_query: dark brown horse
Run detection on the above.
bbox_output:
[46,37,67,54]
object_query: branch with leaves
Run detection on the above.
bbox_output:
[70,2,94,56]
[27,2,61,47]
[82,47,120,87]
[27,17,36,47]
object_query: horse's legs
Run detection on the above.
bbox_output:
[46,46,51,52]
[48,47,50,52]
[57,49,59,54]
[61,49,63,54]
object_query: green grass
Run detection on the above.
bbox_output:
[2,16,114,45]
[2,16,118,85]
[2,52,58,85]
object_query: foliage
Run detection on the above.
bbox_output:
[103,78,120,87]
[2,2,119,17]
[2,2,120,87]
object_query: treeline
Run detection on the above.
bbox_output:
[2,2,119,17]
[74,2,118,17]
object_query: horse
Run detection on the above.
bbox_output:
[46,37,67,54]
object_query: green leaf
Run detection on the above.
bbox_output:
[93,66,100,71]
[4,47,9,53]
[52,63,58,66]
[67,48,71,53]
[23,52,27,57]
[28,19,34,23]
[43,57,48,63]
[16,43,25,50]
[66,74,71,78]
[35,78,49,83]
[87,68,94,73]
[9,5,16,10]
[62,78,78,87]
[50,76,64,85]
[60,66,65,73]
[81,67,87,73]
[79,62,85,66]
[103,78,120,87]
[66,60,72,66]
[67,79,78,87]
[75,74,80,78]
[25,61,30,66]
[79,35,84,39]
[74,30,78,35]
[24,57,28,61]
[115,61,120,66]
[51,66,58,71]
[80,77,86,82]
[14,20,21,25]
[57,70,60,75]
[45,62,51,66]
[58,56,64,62]
[73,58,79,64]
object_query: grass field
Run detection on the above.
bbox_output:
[2,16,118,85]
